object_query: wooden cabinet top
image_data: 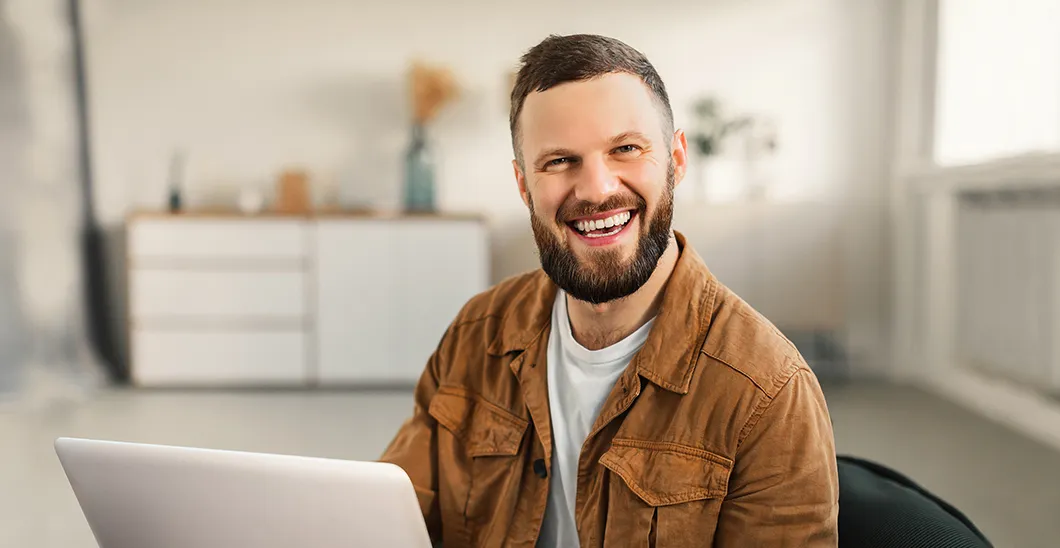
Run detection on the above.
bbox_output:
[128,208,487,223]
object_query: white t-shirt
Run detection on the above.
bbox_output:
[537,290,655,548]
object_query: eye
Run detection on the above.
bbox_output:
[613,144,640,154]
[546,157,574,168]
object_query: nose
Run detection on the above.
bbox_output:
[573,154,621,204]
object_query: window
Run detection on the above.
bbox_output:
[934,0,1060,166]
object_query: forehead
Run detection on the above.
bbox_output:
[519,72,667,154]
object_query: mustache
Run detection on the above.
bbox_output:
[556,194,646,223]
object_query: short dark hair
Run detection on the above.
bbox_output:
[509,34,674,164]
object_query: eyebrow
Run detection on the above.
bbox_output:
[608,131,651,145]
[532,131,652,168]
[533,147,578,168]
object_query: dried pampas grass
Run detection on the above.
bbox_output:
[409,61,458,125]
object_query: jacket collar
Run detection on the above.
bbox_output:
[490,231,718,394]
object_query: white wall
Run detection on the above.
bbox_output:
[81,0,895,374]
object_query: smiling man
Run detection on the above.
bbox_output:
[381,34,839,547]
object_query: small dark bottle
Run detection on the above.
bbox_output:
[167,150,185,213]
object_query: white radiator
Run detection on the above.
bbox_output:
[957,194,1060,391]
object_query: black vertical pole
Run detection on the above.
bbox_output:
[69,0,123,381]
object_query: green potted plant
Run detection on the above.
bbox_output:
[688,96,754,201]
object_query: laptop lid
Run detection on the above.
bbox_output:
[55,437,432,548]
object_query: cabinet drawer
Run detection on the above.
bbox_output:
[130,269,306,319]
[132,330,307,386]
[129,218,307,261]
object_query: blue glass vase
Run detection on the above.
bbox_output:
[403,124,436,212]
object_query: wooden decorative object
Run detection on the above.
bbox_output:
[275,169,311,214]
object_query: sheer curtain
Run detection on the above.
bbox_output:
[0,0,103,407]
[0,1,27,398]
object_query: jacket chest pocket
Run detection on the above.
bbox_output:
[428,385,529,546]
[599,438,733,547]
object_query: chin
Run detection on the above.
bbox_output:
[574,243,628,261]
[575,247,634,273]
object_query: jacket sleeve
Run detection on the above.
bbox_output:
[713,366,839,547]
[379,343,445,544]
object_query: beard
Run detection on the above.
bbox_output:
[529,162,675,305]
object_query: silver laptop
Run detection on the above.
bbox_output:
[55,437,432,548]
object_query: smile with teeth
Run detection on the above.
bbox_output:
[571,211,633,238]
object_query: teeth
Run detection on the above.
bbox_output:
[574,211,632,233]
[585,227,621,238]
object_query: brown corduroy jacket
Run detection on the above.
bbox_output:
[381,232,839,547]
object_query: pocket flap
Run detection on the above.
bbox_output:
[428,385,529,457]
[599,438,733,506]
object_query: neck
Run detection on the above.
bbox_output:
[566,234,680,350]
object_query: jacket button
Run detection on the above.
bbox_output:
[533,459,547,479]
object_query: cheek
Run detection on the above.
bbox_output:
[528,180,568,222]
[614,162,665,203]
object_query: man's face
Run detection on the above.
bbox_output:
[513,72,687,304]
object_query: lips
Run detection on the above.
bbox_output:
[563,210,639,246]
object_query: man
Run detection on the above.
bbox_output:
[382,34,839,547]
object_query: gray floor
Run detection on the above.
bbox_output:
[1,381,1056,547]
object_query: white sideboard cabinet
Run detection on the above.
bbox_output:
[127,213,489,387]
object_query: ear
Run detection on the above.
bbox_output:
[670,129,689,188]
[513,159,531,208]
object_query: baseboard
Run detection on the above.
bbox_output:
[920,367,1060,454]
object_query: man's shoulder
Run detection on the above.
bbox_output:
[432,269,552,379]
[451,269,549,328]
[695,283,811,400]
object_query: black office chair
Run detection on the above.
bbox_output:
[838,455,993,548]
